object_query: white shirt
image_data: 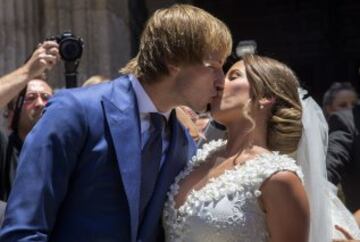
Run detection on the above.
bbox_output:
[129,75,171,167]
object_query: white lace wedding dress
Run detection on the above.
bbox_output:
[162,140,360,242]
[163,140,303,242]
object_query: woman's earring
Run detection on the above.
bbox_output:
[260,104,264,109]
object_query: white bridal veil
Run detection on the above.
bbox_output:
[296,89,360,241]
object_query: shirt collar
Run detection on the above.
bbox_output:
[129,75,171,120]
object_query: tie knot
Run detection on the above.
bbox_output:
[150,113,166,132]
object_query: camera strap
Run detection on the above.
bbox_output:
[10,87,27,133]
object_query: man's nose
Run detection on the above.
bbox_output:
[34,97,46,108]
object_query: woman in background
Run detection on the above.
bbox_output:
[323,82,358,120]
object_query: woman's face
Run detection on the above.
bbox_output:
[328,89,358,114]
[211,60,251,124]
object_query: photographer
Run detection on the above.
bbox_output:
[0,42,58,201]
[0,41,58,108]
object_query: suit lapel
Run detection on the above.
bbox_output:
[102,76,141,242]
[138,110,195,241]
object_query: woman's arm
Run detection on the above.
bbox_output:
[354,209,360,228]
[260,171,310,242]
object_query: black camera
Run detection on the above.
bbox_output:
[47,31,84,88]
[49,31,84,62]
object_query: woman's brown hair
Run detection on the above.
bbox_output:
[243,54,303,154]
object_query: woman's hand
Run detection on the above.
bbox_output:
[333,224,360,242]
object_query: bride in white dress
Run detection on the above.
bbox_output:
[162,54,360,242]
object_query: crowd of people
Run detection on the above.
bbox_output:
[0,3,359,242]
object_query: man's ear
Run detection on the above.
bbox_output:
[167,63,180,77]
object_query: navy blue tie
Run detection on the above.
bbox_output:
[140,113,165,219]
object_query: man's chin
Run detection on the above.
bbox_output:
[30,115,41,124]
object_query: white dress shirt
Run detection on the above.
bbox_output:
[129,75,170,167]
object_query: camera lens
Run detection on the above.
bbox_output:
[59,38,83,62]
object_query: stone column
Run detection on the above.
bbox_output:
[0,0,42,129]
[0,0,43,75]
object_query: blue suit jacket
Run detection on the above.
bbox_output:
[0,76,196,242]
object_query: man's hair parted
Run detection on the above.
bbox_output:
[120,4,232,83]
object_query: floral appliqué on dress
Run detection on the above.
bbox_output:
[163,139,304,242]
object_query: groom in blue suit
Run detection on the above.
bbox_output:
[0,4,232,242]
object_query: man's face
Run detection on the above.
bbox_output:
[174,53,225,113]
[18,79,53,134]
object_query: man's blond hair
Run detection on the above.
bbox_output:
[120,4,232,83]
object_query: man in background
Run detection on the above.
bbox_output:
[0,78,53,201]
[0,41,58,201]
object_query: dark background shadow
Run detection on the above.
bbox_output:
[193,0,360,103]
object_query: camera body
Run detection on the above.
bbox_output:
[47,31,84,88]
[49,31,84,62]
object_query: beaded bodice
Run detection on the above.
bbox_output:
[162,140,303,242]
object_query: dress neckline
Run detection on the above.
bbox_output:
[162,141,302,242]
[167,139,278,213]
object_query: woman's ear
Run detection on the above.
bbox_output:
[259,97,276,108]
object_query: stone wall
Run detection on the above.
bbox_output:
[0,0,131,88]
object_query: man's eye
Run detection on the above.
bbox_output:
[41,94,51,101]
[24,95,36,102]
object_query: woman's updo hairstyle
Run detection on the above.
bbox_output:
[242,54,303,154]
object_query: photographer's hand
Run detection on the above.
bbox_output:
[0,41,59,108]
[23,41,60,79]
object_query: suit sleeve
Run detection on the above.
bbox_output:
[0,90,88,241]
[326,110,355,185]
